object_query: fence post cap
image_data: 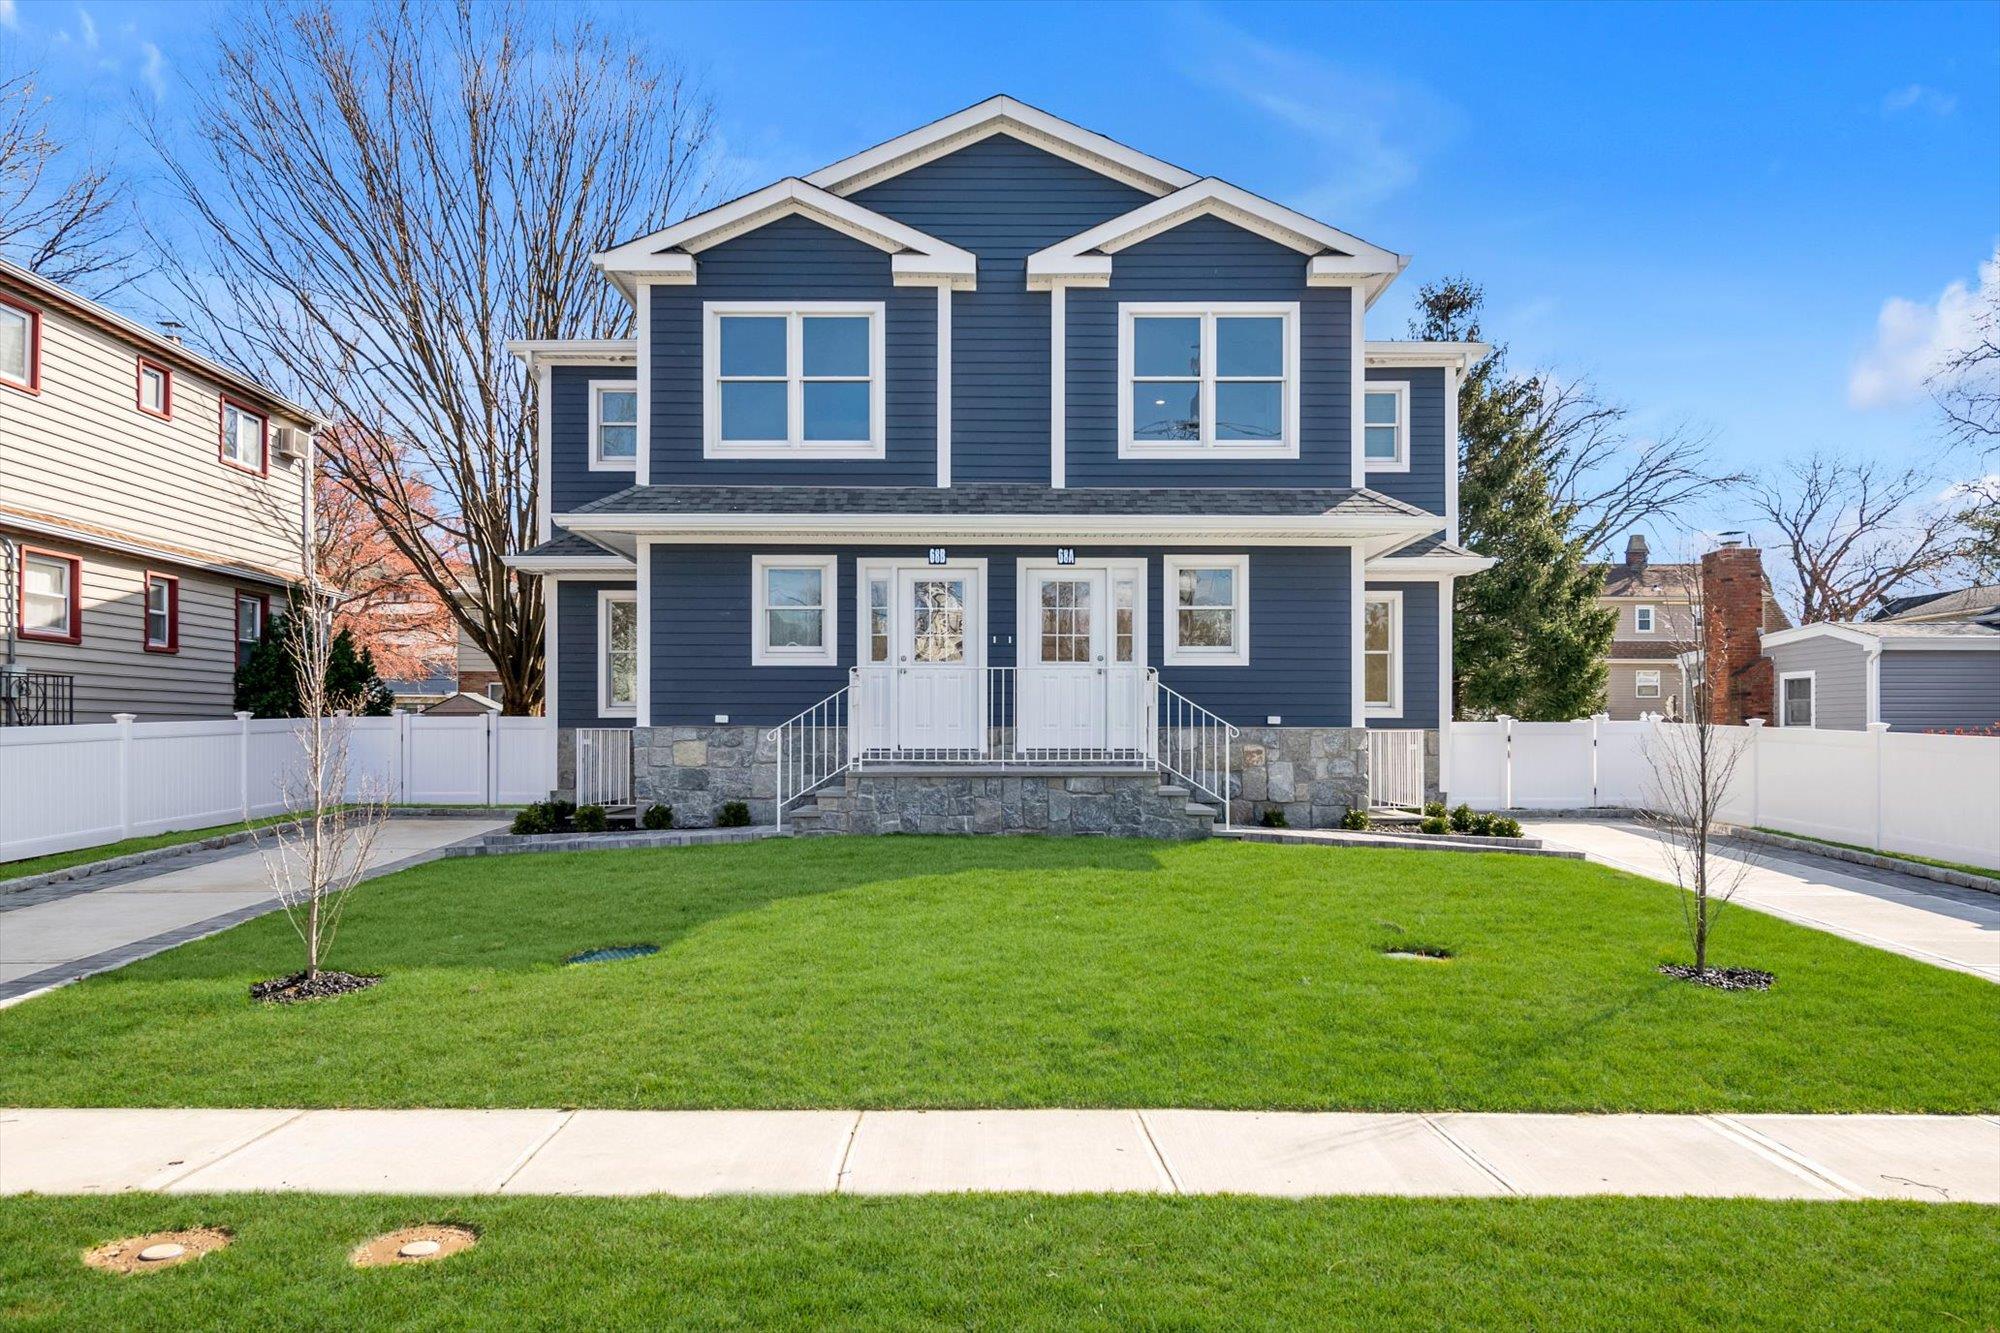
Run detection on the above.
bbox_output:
[1867,721,1891,733]
[234,711,253,721]
[1746,717,1766,729]
[112,712,137,724]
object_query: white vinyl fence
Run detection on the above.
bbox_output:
[0,713,555,862]
[1451,716,2000,869]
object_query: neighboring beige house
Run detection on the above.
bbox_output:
[1,259,319,724]
[1592,534,1788,720]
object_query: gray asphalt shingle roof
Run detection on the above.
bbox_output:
[516,528,630,561]
[563,483,1429,519]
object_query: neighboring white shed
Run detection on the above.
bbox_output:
[1760,620,2000,732]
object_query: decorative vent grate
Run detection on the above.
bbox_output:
[563,944,660,966]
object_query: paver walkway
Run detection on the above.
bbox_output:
[0,818,506,1007]
[3,1108,1994,1202]
[1525,819,2000,983]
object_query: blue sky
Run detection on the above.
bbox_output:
[6,0,1997,543]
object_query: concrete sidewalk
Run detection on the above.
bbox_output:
[0,818,506,1007]
[1525,820,2000,983]
[3,1108,1995,1202]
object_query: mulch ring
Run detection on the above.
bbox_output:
[1658,963,1775,991]
[250,970,381,1004]
[351,1224,480,1269]
[83,1228,232,1275]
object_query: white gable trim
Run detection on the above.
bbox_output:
[805,95,1198,199]
[592,179,977,293]
[1364,340,1493,371]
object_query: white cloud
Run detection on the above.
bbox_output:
[139,40,165,100]
[0,1,18,32]
[75,4,97,49]
[1848,245,1999,409]
[1882,83,1957,117]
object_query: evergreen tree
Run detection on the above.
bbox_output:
[1414,277,1615,719]
[234,602,396,718]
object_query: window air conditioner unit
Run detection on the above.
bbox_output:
[273,425,310,460]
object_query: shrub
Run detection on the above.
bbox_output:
[1420,814,1451,835]
[574,804,608,833]
[1469,813,1497,837]
[1258,808,1289,828]
[641,803,674,830]
[547,799,577,822]
[1339,808,1371,831]
[1423,800,1447,819]
[715,800,753,828]
[1448,803,1475,833]
[1489,815,1524,839]
[510,804,551,836]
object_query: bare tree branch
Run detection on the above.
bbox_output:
[1929,262,2000,457]
[0,68,138,293]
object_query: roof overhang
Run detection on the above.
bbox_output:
[503,551,637,574]
[506,339,637,369]
[1365,340,1493,371]
[592,179,977,299]
[1026,179,1407,303]
[1760,623,1884,653]
[1365,553,1496,577]
[805,94,1199,199]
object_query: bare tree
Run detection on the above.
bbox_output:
[1930,269,1999,456]
[0,68,134,292]
[148,0,718,712]
[1747,453,1976,623]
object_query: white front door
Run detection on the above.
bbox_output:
[1020,570,1109,752]
[892,568,981,753]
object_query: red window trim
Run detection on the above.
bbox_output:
[136,356,174,420]
[1,292,41,395]
[18,546,81,645]
[143,571,181,654]
[218,396,269,476]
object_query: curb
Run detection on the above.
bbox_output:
[1724,827,2000,897]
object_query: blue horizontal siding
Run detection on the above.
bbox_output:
[1364,580,1439,729]
[649,214,937,484]
[1363,366,1448,517]
[1066,215,1352,488]
[853,134,1154,484]
[647,544,1354,727]
[556,579,637,728]
[549,365,637,513]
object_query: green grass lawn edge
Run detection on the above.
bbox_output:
[0,813,308,882]
[1752,827,2000,883]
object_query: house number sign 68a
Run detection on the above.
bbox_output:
[1056,548,1076,565]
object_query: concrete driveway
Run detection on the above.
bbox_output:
[1526,819,2000,983]
[0,818,505,1007]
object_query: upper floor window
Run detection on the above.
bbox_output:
[752,554,839,665]
[1163,554,1249,666]
[235,591,268,667]
[1634,605,1656,634]
[20,549,80,644]
[1,294,39,393]
[137,358,173,419]
[144,573,179,653]
[589,381,638,470]
[598,590,638,716]
[1363,590,1403,714]
[1120,304,1298,459]
[1363,383,1409,471]
[704,303,884,458]
[220,400,268,474]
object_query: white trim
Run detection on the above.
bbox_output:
[805,96,1198,199]
[1361,379,1411,474]
[507,339,637,368]
[1050,284,1067,487]
[1633,668,1665,701]
[635,539,652,725]
[1444,364,1462,544]
[634,283,652,487]
[1364,340,1492,370]
[936,284,952,487]
[561,509,1434,547]
[1438,575,1455,795]
[1014,556,1149,668]
[1349,288,1366,488]
[596,588,640,719]
[1634,604,1657,634]
[752,553,841,667]
[854,556,991,671]
[1760,621,2000,652]
[1363,588,1404,717]
[1163,553,1251,667]
[535,363,553,544]
[703,302,887,459]
[1117,302,1300,460]
[542,573,559,725]
[505,552,635,574]
[1865,647,1881,724]
[587,378,640,472]
[1777,670,1816,728]
[1349,546,1366,724]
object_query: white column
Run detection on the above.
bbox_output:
[1437,575,1455,801]
[936,283,953,487]
[1349,547,1366,728]
[1348,286,1365,489]
[1049,283,1067,489]
[634,281,653,487]
[236,711,252,820]
[635,541,652,729]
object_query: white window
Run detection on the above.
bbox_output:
[1634,605,1656,634]
[589,381,638,469]
[753,555,839,666]
[598,590,638,717]
[144,573,178,652]
[138,358,172,418]
[20,551,78,642]
[1363,590,1403,714]
[221,400,267,472]
[0,297,36,391]
[1163,554,1249,666]
[1363,383,1409,471]
[865,571,891,664]
[1634,669,1663,699]
[235,591,266,667]
[1779,671,1815,727]
[1119,303,1299,458]
[704,303,884,458]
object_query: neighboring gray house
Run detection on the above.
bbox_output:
[1759,619,2000,732]
[1869,584,2000,625]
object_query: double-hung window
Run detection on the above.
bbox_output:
[1163,555,1249,666]
[1363,383,1409,470]
[589,381,638,469]
[220,399,268,473]
[706,303,884,457]
[1634,605,1656,634]
[1120,303,1298,458]
[1779,672,1814,727]
[598,590,638,717]
[235,591,267,667]
[1,295,38,393]
[144,573,179,653]
[1634,669,1663,700]
[1363,591,1403,714]
[20,550,80,643]
[753,555,838,666]
[137,358,172,419]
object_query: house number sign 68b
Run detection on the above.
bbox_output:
[927,547,947,565]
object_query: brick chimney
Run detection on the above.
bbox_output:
[1699,543,1774,724]
[1624,533,1649,571]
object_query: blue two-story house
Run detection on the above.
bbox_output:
[507,97,1490,834]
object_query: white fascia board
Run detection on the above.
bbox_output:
[503,552,636,574]
[1364,340,1494,371]
[558,510,1434,546]
[805,95,1198,199]
[505,339,638,368]
[1758,622,1885,652]
[1365,554,1496,577]
[1876,637,2000,652]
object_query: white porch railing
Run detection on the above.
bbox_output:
[1155,680,1239,817]
[1368,727,1427,812]
[771,686,852,832]
[575,727,633,807]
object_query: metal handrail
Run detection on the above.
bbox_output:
[767,681,853,831]
[1153,673,1239,827]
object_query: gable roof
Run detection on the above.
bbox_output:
[592,179,977,295]
[1025,178,1407,303]
[805,95,1199,199]
[1761,619,2000,652]
[1871,584,2000,622]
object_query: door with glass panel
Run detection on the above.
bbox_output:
[892,569,981,754]
[1018,566,1145,757]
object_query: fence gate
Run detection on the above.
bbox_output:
[574,728,634,807]
[1368,729,1426,812]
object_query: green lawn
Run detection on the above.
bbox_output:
[1,838,1995,1112]
[2,1193,1992,1330]
[1754,827,2000,883]
[0,814,304,882]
